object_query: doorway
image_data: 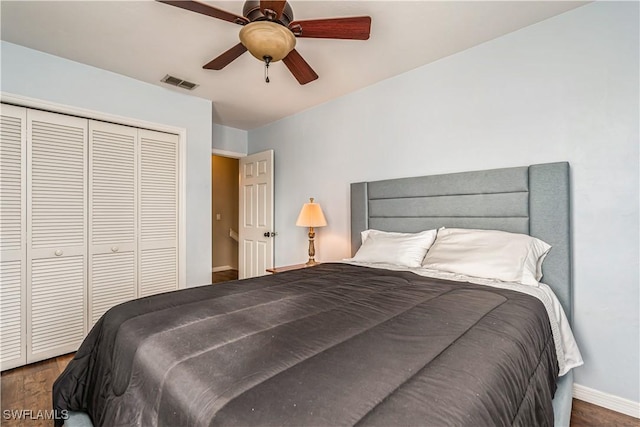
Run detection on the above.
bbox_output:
[211,155,239,283]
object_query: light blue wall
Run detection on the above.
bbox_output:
[212,123,248,155]
[1,41,213,287]
[249,2,640,403]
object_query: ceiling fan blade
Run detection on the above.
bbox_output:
[289,16,371,40]
[203,43,248,70]
[282,49,318,85]
[260,1,287,21]
[157,0,248,25]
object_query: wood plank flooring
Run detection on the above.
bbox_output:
[2,353,638,426]
[570,399,639,427]
[1,353,74,427]
[212,269,238,284]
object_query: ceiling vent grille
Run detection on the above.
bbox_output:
[161,74,199,91]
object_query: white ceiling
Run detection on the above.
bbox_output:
[1,1,586,130]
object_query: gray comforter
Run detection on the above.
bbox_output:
[53,263,558,426]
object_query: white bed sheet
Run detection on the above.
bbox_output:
[342,261,583,376]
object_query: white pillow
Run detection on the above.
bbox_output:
[422,228,551,286]
[360,229,420,243]
[350,229,438,268]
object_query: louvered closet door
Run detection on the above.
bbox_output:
[138,129,179,297]
[27,110,87,363]
[0,104,27,370]
[88,121,137,327]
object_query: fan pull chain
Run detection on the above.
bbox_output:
[263,55,272,83]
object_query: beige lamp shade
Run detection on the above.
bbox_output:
[296,198,327,227]
[239,21,296,62]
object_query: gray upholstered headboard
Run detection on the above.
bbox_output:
[350,162,572,320]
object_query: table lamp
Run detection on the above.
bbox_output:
[296,198,327,266]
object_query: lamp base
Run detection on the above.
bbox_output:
[306,227,317,267]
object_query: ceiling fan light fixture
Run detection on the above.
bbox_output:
[158,0,371,85]
[239,21,296,63]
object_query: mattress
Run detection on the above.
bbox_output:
[53,263,559,426]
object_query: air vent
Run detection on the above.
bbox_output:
[161,74,199,91]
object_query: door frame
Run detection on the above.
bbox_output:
[1,92,188,290]
[211,149,277,279]
[210,149,244,275]
[211,148,246,159]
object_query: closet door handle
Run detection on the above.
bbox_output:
[54,249,63,257]
[111,246,119,253]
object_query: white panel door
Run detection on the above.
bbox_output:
[0,104,27,370]
[88,121,137,327]
[138,129,179,297]
[238,150,274,279]
[27,110,87,363]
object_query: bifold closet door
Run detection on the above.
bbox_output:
[139,129,179,297]
[88,121,137,327]
[27,110,87,363]
[0,105,27,370]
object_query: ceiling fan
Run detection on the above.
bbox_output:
[158,0,372,85]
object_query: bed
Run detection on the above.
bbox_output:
[54,162,580,427]
[349,161,578,426]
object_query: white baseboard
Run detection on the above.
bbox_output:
[573,383,640,418]
[212,265,234,273]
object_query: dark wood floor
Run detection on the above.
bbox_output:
[2,353,637,426]
[1,353,74,427]
[212,269,238,284]
[570,399,639,427]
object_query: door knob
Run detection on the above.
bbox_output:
[54,249,63,256]
[263,232,277,237]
